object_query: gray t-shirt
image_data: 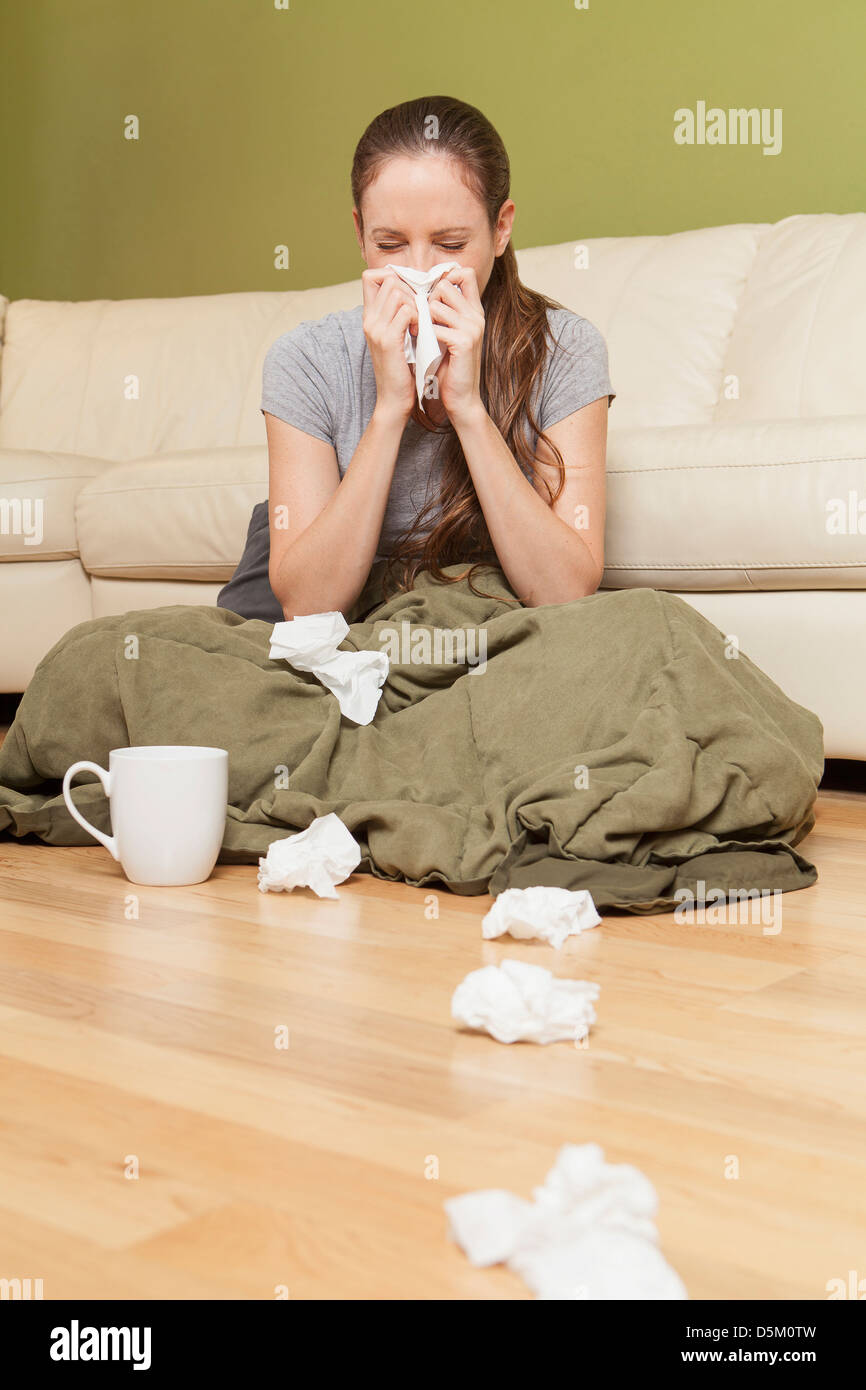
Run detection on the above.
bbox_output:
[260,303,614,560]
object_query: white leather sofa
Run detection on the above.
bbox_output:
[1,213,864,755]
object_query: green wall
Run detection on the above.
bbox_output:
[2,0,864,301]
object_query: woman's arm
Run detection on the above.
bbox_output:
[451,396,607,607]
[427,265,608,607]
[268,268,420,617]
[267,405,407,617]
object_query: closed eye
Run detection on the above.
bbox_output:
[376,243,466,251]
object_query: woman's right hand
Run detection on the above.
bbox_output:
[361,268,418,423]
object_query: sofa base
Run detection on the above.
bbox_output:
[670,589,863,760]
[0,560,92,691]
[89,576,224,618]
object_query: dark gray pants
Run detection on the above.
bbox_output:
[217,500,284,622]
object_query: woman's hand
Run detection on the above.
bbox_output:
[361,268,418,424]
[426,265,486,425]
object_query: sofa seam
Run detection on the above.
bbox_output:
[0,547,78,558]
[81,562,231,572]
[608,454,866,474]
[56,559,866,573]
[0,473,108,485]
[78,480,265,498]
[603,560,866,570]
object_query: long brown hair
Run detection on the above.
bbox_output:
[351,95,569,599]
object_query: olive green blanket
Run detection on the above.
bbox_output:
[0,564,823,911]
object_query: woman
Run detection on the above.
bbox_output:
[218,94,614,623]
[0,98,822,907]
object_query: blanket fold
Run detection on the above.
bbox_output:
[0,565,823,911]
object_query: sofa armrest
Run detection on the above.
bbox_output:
[0,448,116,561]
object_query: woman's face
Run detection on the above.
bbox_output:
[353,155,514,294]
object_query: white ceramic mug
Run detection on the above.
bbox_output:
[62,745,229,886]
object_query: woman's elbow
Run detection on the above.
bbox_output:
[582,563,604,598]
[523,561,604,608]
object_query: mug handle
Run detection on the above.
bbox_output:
[62,761,119,859]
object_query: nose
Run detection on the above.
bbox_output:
[405,247,441,272]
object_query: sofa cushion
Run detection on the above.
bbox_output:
[0,449,114,561]
[519,213,866,428]
[714,213,866,421]
[75,446,266,580]
[0,280,363,463]
[603,414,866,590]
[518,222,768,429]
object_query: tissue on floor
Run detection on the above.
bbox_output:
[384,261,459,409]
[257,812,361,899]
[451,958,600,1045]
[445,1143,687,1300]
[528,1142,660,1244]
[510,1227,687,1300]
[269,610,388,725]
[483,885,601,949]
[441,1189,536,1268]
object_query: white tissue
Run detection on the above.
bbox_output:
[257,812,361,899]
[451,958,600,1045]
[440,1189,536,1267]
[445,1143,688,1300]
[529,1143,660,1244]
[269,610,388,725]
[384,261,459,410]
[483,885,602,949]
[511,1227,687,1301]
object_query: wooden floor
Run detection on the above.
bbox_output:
[1,767,865,1299]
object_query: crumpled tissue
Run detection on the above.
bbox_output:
[384,261,459,410]
[269,610,388,725]
[451,958,600,1045]
[257,813,361,899]
[445,1143,688,1300]
[483,885,601,949]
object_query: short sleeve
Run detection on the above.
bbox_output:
[538,312,615,431]
[260,323,335,445]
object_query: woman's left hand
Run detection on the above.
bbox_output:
[426,266,486,425]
